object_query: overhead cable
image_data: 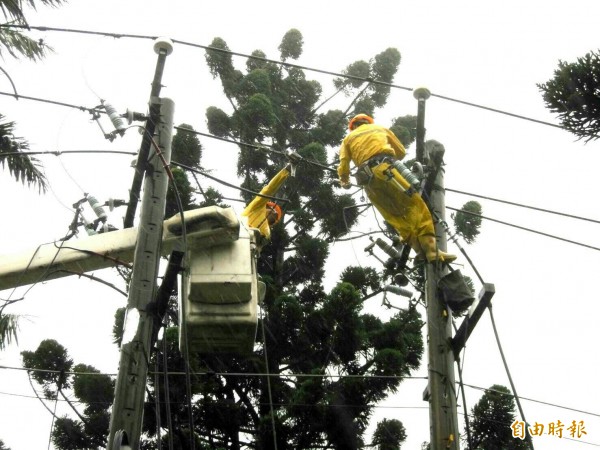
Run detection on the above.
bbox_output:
[447,206,600,252]
[174,126,336,173]
[4,365,598,417]
[447,187,600,224]
[488,305,534,449]
[172,160,290,202]
[0,149,137,157]
[0,90,95,112]
[0,24,564,130]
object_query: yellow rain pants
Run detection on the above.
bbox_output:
[242,167,290,240]
[366,162,435,253]
[337,123,435,254]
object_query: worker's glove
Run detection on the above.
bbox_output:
[339,180,352,190]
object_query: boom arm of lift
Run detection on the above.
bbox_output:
[0,206,240,292]
[0,205,263,355]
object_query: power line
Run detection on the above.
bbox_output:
[0,149,138,157]
[3,364,598,418]
[174,126,337,174]
[3,389,596,447]
[0,388,431,411]
[447,206,600,252]
[461,383,600,418]
[0,90,96,113]
[8,145,598,254]
[172,160,290,202]
[0,24,564,130]
[447,187,600,225]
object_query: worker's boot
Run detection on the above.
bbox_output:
[418,235,457,263]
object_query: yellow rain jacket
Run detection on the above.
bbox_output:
[242,167,290,240]
[337,123,435,252]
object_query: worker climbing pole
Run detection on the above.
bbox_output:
[336,87,463,448]
[337,113,456,264]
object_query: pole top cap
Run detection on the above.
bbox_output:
[413,87,431,100]
[154,37,174,55]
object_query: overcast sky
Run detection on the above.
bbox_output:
[1,1,600,449]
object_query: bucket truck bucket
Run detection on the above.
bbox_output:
[179,225,264,355]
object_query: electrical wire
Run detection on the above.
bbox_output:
[4,365,599,416]
[47,393,59,450]
[5,93,593,250]
[447,187,600,225]
[174,126,337,175]
[162,325,175,450]
[172,160,290,203]
[0,232,71,311]
[0,25,565,130]
[259,305,279,450]
[488,304,534,449]
[0,90,96,112]
[45,269,128,296]
[460,383,600,418]
[447,205,600,252]
[452,318,473,450]
[26,371,57,417]
[153,357,162,448]
[0,149,138,157]
[0,65,18,98]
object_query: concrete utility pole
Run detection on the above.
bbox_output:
[123,38,173,229]
[107,90,175,450]
[413,88,461,450]
[107,38,174,450]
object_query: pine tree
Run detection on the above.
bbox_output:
[20,339,113,449]
[468,384,529,450]
[538,49,600,142]
[188,29,423,449]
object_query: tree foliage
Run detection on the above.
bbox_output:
[333,47,401,113]
[452,200,482,244]
[0,115,47,192]
[0,0,65,193]
[0,312,19,350]
[172,123,203,169]
[21,340,113,449]
[538,49,600,142]
[21,339,73,398]
[195,28,421,450]
[0,0,65,60]
[468,384,529,450]
[372,418,407,450]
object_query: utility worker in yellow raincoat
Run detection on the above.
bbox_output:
[338,114,456,263]
[242,166,290,245]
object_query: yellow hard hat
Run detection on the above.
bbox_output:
[348,113,374,131]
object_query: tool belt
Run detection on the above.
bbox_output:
[353,154,395,186]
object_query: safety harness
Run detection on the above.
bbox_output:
[353,154,421,197]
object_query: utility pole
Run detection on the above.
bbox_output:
[414,87,461,450]
[108,39,175,450]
